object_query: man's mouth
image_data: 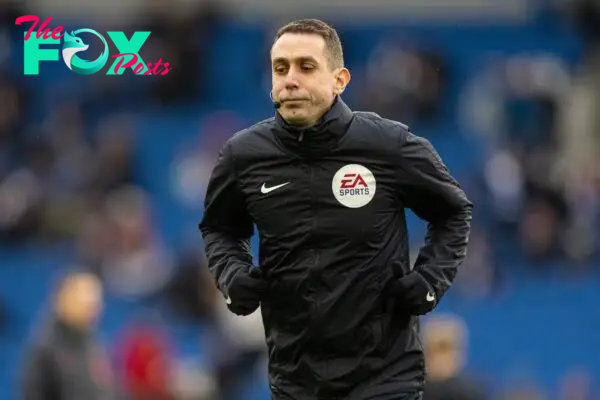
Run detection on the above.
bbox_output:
[282,99,308,103]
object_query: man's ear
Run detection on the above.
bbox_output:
[334,67,351,95]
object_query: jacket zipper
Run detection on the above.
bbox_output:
[309,162,326,373]
[310,163,318,319]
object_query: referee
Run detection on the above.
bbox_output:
[200,19,472,400]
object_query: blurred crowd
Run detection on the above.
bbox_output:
[1,0,600,398]
[340,0,600,284]
[0,0,271,399]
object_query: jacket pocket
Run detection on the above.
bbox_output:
[370,313,383,346]
[372,296,395,355]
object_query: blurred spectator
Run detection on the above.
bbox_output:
[164,249,217,322]
[118,317,174,400]
[519,196,565,264]
[553,0,600,265]
[501,55,568,150]
[462,53,570,146]
[559,0,600,47]
[0,0,25,57]
[206,297,267,400]
[91,113,139,194]
[0,104,142,245]
[100,185,175,299]
[171,111,245,209]
[422,314,486,400]
[482,147,525,228]
[20,271,116,399]
[358,41,448,125]
[460,52,600,267]
[170,358,218,400]
[0,75,28,176]
[453,230,501,300]
[561,169,599,264]
[139,0,225,104]
[499,386,545,400]
[0,138,51,243]
[558,367,594,400]
[0,76,35,243]
[39,103,98,238]
[76,209,119,274]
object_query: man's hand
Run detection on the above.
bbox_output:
[390,270,436,316]
[224,266,268,316]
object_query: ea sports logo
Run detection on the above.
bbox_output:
[332,164,376,208]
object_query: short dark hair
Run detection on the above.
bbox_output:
[274,19,344,70]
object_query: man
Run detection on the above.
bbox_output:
[422,315,485,400]
[119,318,173,400]
[199,19,472,400]
[20,271,114,400]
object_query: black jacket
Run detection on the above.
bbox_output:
[20,315,114,400]
[199,98,472,400]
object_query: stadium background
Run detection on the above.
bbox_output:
[1,0,600,398]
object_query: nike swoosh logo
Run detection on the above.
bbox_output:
[261,182,290,194]
[426,292,435,302]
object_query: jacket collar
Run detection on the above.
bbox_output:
[273,96,353,157]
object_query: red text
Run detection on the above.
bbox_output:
[15,15,64,41]
[112,53,172,75]
[340,173,368,189]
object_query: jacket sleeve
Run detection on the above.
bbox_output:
[199,140,254,297]
[395,131,473,303]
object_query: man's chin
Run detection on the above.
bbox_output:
[282,111,310,127]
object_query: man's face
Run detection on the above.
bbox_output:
[59,273,103,329]
[271,33,348,126]
[75,275,103,325]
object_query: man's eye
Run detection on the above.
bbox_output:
[302,64,314,71]
[274,66,286,73]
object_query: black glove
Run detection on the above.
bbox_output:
[224,266,268,316]
[390,270,437,316]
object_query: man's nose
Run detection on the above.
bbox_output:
[284,70,300,89]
